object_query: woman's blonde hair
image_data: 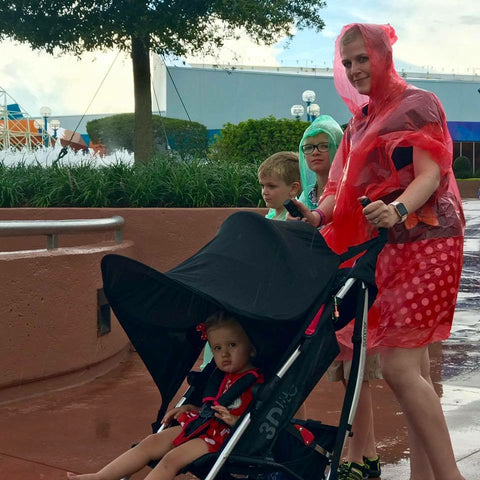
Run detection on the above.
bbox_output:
[340,25,363,46]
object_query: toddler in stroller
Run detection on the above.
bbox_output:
[67,311,263,480]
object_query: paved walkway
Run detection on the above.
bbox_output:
[1,346,480,480]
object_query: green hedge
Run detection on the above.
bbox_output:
[0,156,263,208]
[453,155,472,179]
[87,114,208,158]
[210,116,310,163]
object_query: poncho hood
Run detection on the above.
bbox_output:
[334,23,407,115]
[298,115,344,210]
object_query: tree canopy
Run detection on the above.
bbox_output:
[0,0,327,163]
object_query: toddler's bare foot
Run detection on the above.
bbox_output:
[67,472,99,480]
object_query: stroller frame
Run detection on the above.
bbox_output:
[122,278,370,480]
[199,279,370,480]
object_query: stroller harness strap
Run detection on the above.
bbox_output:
[173,368,263,447]
[203,368,262,407]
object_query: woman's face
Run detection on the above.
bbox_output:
[302,132,331,176]
[340,35,371,95]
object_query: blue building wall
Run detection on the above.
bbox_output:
[164,66,480,141]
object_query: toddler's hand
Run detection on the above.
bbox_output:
[162,404,198,425]
[211,405,238,427]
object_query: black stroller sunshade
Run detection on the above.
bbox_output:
[101,211,386,480]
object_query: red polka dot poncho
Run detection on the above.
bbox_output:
[320,24,465,350]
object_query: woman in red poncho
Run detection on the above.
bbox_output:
[293,23,465,480]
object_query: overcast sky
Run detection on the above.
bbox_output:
[1,0,479,118]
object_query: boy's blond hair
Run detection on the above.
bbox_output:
[258,151,301,191]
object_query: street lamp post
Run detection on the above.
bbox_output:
[302,90,316,122]
[307,103,321,121]
[290,104,305,120]
[50,119,61,140]
[291,90,320,122]
[39,106,52,147]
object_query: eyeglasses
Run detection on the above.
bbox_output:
[301,143,329,154]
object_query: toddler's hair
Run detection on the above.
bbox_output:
[258,151,301,190]
[205,311,241,333]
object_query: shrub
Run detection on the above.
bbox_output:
[210,116,310,164]
[0,155,263,208]
[87,114,208,158]
[453,155,473,179]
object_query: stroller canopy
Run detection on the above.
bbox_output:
[101,212,381,415]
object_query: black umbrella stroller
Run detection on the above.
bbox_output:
[101,211,387,480]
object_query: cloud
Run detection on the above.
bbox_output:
[459,15,480,25]
[0,40,133,116]
[184,24,284,67]
[392,4,480,74]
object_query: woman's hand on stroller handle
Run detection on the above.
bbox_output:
[162,404,199,425]
[359,196,400,229]
[211,404,238,427]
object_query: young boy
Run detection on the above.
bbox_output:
[258,151,301,221]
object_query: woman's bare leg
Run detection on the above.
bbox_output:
[67,426,181,480]
[145,438,210,480]
[381,346,464,480]
[407,348,435,480]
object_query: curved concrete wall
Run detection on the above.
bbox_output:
[0,208,263,403]
[0,240,135,403]
[0,208,265,269]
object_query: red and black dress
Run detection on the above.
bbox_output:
[173,368,263,452]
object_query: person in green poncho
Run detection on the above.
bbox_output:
[297,115,344,210]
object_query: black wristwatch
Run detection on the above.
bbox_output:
[389,201,408,223]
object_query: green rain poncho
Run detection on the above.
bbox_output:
[298,115,344,210]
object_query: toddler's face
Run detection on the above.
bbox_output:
[258,174,297,211]
[208,324,255,374]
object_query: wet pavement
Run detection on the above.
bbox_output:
[1,199,479,480]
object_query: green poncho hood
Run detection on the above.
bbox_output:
[298,115,344,210]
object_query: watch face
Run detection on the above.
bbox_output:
[396,203,408,217]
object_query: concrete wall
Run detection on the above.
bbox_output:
[0,208,261,269]
[0,240,135,403]
[0,208,262,403]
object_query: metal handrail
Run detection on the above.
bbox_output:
[0,216,124,249]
